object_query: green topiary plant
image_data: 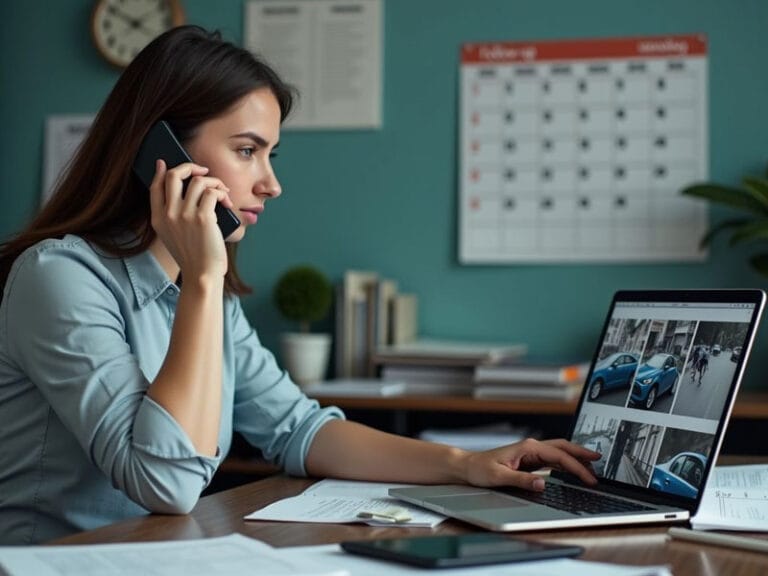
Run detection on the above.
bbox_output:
[682,163,768,277]
[273,265,333,333]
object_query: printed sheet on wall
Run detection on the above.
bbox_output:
[458,34,708,264]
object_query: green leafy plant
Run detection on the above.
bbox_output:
[682,163,768,276]
[273,265,332,333]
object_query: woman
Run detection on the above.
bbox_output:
[0,26,598,544]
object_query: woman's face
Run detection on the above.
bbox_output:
[184,87,282,243]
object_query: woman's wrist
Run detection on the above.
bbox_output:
[443,445,473,484]
[181,271,225,294]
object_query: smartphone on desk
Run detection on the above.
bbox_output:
[133,120,241,239]
[341,533,583,569]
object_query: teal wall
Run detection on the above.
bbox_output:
[2,1,767,388]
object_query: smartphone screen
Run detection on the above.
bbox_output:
[341,533,583,568]
[132,121,241,239]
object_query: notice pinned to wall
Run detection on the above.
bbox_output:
[42,115,94,205]
[459,34,709,264]
[244,0,383,130]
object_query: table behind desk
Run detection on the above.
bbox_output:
[51,474,768,576]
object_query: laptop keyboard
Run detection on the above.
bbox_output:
[514,483,655,515]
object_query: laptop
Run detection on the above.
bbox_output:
[390,289,766,531]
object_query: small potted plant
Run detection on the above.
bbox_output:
[682,163,768,277]
[273,265,333,387]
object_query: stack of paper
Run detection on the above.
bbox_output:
[245,479,446,528]
[692,464,768,531]
[0,534,346,576]
[0,533,673,576]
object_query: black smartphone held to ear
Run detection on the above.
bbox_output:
[133,120,241,239]
[341,533,583,569]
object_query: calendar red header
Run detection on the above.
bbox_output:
[462,34,707,64]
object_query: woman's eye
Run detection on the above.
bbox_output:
[238,147,254,158]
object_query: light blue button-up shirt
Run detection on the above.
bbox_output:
[0,235,343,544]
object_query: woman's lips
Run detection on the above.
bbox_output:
[240,207,262,225]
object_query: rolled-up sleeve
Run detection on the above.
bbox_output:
[5,243,217,514]
[228,298,344,476]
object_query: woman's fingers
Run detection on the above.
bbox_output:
[521,441,598,485]
[493,469,548,491]
[180,176,230,220]
[198,187,234,222]
[544,438,602,461]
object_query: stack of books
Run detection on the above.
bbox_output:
[334,269,417,380]
[334,270,527,397]
[376,339,527,395]
[472,357,591,401]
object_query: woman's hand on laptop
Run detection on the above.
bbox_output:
[463,438,600,491]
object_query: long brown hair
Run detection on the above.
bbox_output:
[0,26,294,295]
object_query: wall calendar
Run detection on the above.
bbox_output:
[459,35,708,264]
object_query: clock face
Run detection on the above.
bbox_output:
[91,0,185,68]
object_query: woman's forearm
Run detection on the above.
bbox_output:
[147,274,224,456]
[305,420,469,484]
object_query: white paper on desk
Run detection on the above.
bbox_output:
[245,479,446,527]
[275,544,672,576]
[692,464,768,531]
[0,534,348,576]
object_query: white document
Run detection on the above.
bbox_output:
[244,0,382,129]
[245,479,446,527]
[280,544,672,576]
[0,534,347,576]
[692,464,768,531]
[42,114,94,204]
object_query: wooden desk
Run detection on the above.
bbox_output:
[52,474,768,575]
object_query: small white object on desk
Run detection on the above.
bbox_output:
[357,507,412,523]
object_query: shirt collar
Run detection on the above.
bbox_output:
[123,249,177,309]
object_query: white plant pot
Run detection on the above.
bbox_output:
[280,332,332,388]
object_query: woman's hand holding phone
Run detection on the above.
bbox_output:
[149,159,234,281]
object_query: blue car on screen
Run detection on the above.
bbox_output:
[650,452,707,498]
[630,353,679,409]
[588,352,639,401]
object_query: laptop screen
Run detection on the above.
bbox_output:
[571,290,764,503]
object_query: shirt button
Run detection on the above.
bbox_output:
[166,287,175,296]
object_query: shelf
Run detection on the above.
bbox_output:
[314,390,768,419]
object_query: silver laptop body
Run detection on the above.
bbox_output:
[391,290,766,532]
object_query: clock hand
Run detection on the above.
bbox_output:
[135,6,170,24]
[109,5,156,36]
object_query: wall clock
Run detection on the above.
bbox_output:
[91,0,185,68]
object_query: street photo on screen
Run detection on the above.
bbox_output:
[671,321,750,420]
[571,413,620,477]
[603,420,663,487]
[649,428,714,499]
[587,318,649,407]
[627,319,696,413]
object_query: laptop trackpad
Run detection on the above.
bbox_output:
[424,492,528,511]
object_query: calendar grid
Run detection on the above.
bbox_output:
[459,35,708,264]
